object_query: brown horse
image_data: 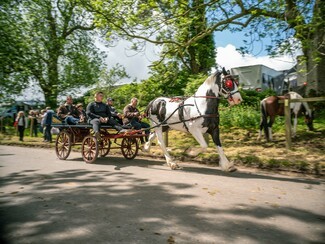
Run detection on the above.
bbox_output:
[258,91,314,141]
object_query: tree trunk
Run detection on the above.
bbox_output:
[306,0,325,96]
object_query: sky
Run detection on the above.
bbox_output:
[18,31,297,101]
[103,30,297,82]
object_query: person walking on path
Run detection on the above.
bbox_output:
[15,111,26,141]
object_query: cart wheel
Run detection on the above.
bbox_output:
[99,138,111,157]
[55,131,71,160]
[82,136,99,163]
[121,137,138,159]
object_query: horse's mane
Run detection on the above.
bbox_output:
[204,72,220,86]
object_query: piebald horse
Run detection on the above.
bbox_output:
[258,91,314,141]
[144,68,243,172]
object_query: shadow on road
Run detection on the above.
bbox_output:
[67,155,322,185]
[0,166,324,243]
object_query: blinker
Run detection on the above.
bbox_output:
[225,80,233,90]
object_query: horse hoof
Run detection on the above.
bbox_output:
[170,163,182,170]
[228,166,237,172]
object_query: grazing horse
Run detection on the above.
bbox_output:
[144,68,243,172]
[258,91,314,141]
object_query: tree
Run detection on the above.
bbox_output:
[97,63,130,90]
[85,0,324,93]
[85,0,215,75]
[0,0,105,107]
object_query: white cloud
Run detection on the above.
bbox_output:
[104,43,297,83]
[216,44,296,71]
[99,39,160,82]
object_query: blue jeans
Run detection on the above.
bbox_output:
[65,116,79,125]
[129,119,150,142]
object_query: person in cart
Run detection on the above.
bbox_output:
[57,95,80,125]
[86,91,126,139]
[123,97,150,143]
[76,103,87,123]
[106,97,123,124]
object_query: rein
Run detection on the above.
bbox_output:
[147,102,219,131]
[147,113,219,131]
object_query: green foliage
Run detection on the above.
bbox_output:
[183,73,208,95]
[0,0,105,107]
[239,89,277,107]
[219,105,261,129]
[97,64,130,89]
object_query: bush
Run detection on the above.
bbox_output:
[219,105,260,129]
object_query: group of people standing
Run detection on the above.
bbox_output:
[14,107,54,142]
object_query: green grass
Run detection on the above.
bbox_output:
[1,107,324,175]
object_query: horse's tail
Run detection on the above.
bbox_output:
[260,99,269,140]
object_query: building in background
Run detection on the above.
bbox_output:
[230,64,286,94]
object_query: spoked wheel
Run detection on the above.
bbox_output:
[82,136,99,164]
[99,138,111,157]
[55,131,72,160]
[121,137,138,160]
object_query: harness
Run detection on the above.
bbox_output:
[146,72,238,131]
[178,101,189,132]
[176,95,219,132]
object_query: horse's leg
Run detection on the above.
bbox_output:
[210,128,236,172]
[143,132,156,152]
[154,128,180,170]
[258,100,269,141]
[267,116,275,141]
[258,115,268,141]
[187,129,208,156]
[292,113,298,137]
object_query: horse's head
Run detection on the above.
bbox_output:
[216,67,242,106]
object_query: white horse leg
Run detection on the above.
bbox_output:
[292,114,298,137]
[210,129,236,172]
[155,128,179,170]
[188,129,208,156]
[268,127,273,141]
[216,146,236,172]
[143,132,156,152]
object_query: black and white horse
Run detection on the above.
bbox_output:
[144,68,243,172]
[258,91,314,141]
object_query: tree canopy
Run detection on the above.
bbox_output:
[87,0,324,93]
[0,0,106,107]
[1,0,323,108]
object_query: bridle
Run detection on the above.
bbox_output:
[218,74,240,101]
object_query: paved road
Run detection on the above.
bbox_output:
[0,145,324,244]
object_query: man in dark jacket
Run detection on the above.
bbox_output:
[106,97,123,124]
[86,91,125,138]
[57,95,80,125]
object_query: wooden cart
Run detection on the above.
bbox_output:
[53,124,146,164]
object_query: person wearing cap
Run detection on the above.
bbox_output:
[86,91,125,139]
[106,97,123,124]
[76,103,87,123]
